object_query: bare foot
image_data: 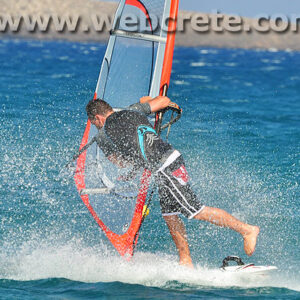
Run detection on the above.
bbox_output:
[243,226,260,256]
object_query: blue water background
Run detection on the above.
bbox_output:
[0,39,299,298]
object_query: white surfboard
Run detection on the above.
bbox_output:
[220,256,278,276]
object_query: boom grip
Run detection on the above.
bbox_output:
[160,106,182,131]
[155,86,182,135]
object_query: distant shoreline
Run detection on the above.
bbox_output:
[1,0,300,51]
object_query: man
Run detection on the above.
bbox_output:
[86,96,260,268]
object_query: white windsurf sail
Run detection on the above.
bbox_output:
[74,0,179,258]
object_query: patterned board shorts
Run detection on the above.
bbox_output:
[155,150,205,219]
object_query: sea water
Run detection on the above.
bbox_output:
[0,39,299,299]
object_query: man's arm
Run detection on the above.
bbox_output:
[140,96,171,113]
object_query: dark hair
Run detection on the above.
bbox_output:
[86,99,113,120]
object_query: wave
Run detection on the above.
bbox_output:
[1,240,299,292]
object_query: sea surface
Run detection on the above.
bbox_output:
[0,39,299,299]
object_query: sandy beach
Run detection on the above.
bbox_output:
[0,0,299,50]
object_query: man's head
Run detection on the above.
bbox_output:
[86,99,114,129]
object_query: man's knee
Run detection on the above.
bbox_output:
[193,206,212,220]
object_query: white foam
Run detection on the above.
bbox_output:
[222,99,249,104]
[173,80,190,86]
[179,75,210,80]
[261,66,281,72]
[0,240,299,291]
[190,62,206,67]
[90,46,99,51]
[190,62,214,67]
[290,76,300,81]
[199,49,219,55]
[59,56,70,61]
[51,74,73,79]
[268,48,279,53]
[224,63,237,67]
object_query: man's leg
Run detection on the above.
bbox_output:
[194,206,260,256]
[163,215,193,268]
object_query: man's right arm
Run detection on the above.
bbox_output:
[140,96,171,113]
[129,96,176,116]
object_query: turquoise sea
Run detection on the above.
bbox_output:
[0,39,299,299]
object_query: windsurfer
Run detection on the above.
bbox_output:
[86,96,260,268]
